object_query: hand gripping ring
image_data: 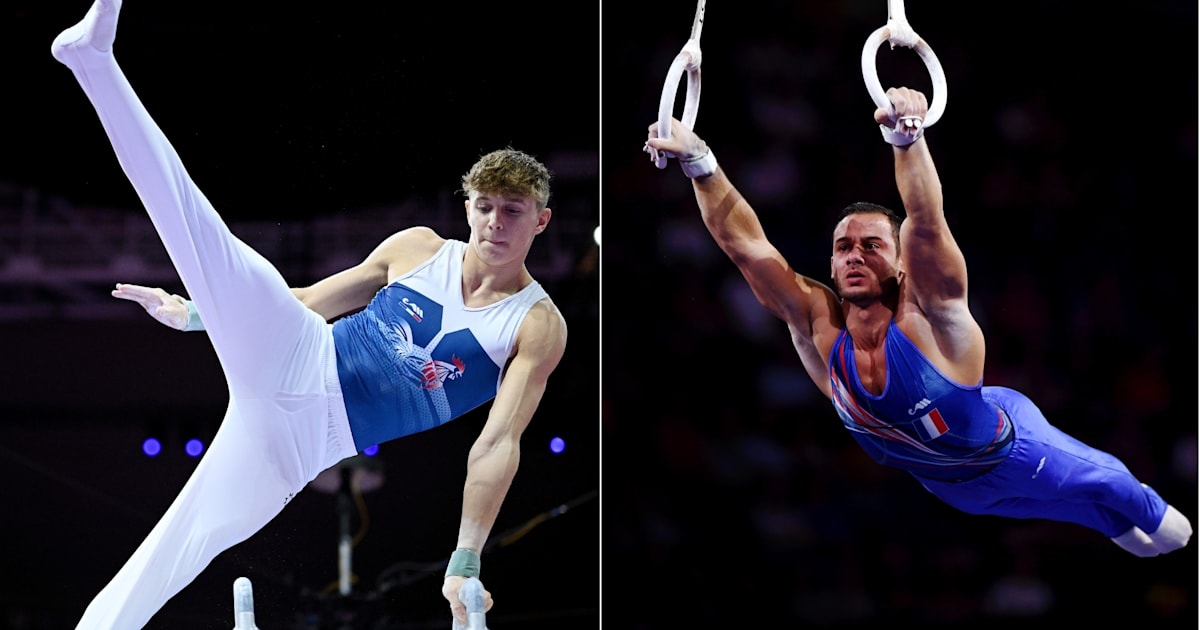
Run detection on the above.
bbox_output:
[654,0,706,169]
[860,0,947,129]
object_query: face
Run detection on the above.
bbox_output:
[830,213,901,303]
[464,191,552,267]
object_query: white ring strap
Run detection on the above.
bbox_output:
[860,0,947,129]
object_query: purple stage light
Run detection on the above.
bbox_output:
[184,438,205,458]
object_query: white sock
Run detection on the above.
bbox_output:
[51,0,122,64]
[1148,505,1193,554]
[1111,526,1160,557]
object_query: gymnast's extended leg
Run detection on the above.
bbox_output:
[52,2,356,627]
[51,0,318,390]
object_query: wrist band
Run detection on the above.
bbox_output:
[680,149,717,179]
[183,300,205,332]
[879,116,924,147]
[445,548,481,578]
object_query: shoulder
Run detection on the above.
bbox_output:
[380,225,446,251]
[372,226,449,271]
[525,297,567,340]
[514,297,568,368]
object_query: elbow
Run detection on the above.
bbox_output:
[468,433,518,465]
[291,286,317,310]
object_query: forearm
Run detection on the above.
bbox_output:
[892,138,944,226]
[291,286,347,321]
[693,168,769,266]
[454,438,520,552]
[695,168,807,314]
[291,276,377,322]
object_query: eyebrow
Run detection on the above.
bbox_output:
[475,195,528,205]
[834,235,888,245]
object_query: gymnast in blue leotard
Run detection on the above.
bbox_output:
[645,85,1191,558]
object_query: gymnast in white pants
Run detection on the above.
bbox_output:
[53,4,359,629]
[52,1,568,628]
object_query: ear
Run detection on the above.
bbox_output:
[534,207,552,234]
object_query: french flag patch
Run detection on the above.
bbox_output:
[915,409,949,441]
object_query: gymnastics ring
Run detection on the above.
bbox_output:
[653,0,707,169]
[861,0,946,128]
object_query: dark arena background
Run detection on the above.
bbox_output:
[0,2,597,629]
[602,1,1197,628]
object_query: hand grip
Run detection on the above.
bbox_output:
[450,577,488,630]
[232,577,259,630]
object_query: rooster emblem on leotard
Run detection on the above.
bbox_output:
[374,314,465,390]
[421,355,466,390]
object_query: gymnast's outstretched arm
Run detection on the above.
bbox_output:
[111,226,448,329]
[442,297,567,627]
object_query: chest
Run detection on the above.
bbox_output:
[853,343,888,396]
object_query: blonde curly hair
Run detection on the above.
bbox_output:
[460,148,552,209]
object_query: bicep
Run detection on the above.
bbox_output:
[900,220,970,306]
[295,227,441,321]
[294,263,387,321]
[479,303,567,443]
[295,235,401,320]
[734,240,840,334]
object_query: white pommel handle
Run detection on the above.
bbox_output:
[232,577,259,630]
[451,577,489,630]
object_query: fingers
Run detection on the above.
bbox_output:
[112,283,154,303]
[449,601,467,626]
[875,87,929,140]
[645,117,709,166]
[645,117,684,146]
[883,87,929,120]
[644,121,676,166]
[111,282,181,304]
[112,282,152,296]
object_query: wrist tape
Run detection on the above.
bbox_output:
[680,149,717,179]
[184,300,205,332]
[879,116,924,147]
[445,548,481,578]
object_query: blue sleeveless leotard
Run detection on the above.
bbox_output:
[332,239,548,450]
[828,320,1013,481]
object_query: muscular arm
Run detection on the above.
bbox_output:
[291,226,444,321]
[646,118,840,391]
[453,299,567,554]
[879,88,969,312]
[694,169,805,319]
[882,88,983,372]
[693,168,842,391]
[892,138,969,309]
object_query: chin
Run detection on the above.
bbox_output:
[839,287,880,303]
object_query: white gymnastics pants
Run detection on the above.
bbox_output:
[52,2,359,628]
